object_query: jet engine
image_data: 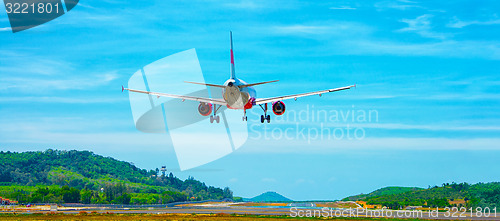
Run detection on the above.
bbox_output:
[198,102,212,116]
[272,101,286,115]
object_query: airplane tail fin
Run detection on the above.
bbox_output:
[230,31,236,79]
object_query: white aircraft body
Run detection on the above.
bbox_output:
[123,32,355,123]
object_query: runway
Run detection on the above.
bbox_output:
[4,203,499,220]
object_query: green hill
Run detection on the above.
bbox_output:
[0,149,232,204]
[343,186,423,201]
[247,191,292,202]
[346,182,500,209]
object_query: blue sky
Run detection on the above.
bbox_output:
[1,0,500,200]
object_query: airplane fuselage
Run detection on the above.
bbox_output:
[223,78,256,109]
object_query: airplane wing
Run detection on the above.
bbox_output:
[123,87,227,106]
[254,85,355,105]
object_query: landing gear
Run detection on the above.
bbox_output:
[242,110,248,121]
[210,104,222,123]
[210,115,220,123]
[260,114,270,123]
[259,103,271,123]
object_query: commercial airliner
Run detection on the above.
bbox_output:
[123,32,355,123]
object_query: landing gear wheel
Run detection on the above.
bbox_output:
[242,116,247,121]
[209,104,222,124]
[259,103,271,124]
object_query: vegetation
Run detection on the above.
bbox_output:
[346,182,500,209]
[0,213,432,221]
[343,186,422,201]
[0,149,233,204]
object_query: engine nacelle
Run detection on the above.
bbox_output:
[198,102,212,116]
[272,101,285,115]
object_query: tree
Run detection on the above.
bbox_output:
[223,187,233,199]
[80,188,92,204]
[62,185,80,203]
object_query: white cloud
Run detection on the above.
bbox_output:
[397,14,449,39]
[76,3,96,9]
[448,17,500,28]
[272,22,372,37]
[0,27,11,31]
[0,132,174,153]
[295,178,315,185]
[261,178,277,182]
[252,16,500,60]
[241,137,500,153]
[0,96,128,104]
[275,25,331,34]
[375,0,423,11]
[0,57,73,76]
[0,70,120,92]
[329,6,356,10]
[354,123,500,131]
[343,39,500,60]
[224,1,261,9]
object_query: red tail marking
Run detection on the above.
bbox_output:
[231,49,234,64]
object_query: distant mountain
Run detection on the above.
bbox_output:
[343,186,422,201]
[246,191,292,202]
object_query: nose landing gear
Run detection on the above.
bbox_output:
[242,110,248,121]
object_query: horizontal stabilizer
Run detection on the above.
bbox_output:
[184,81,226,88]
[239,80,279,88]
[185,80,279,88]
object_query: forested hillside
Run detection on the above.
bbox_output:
[349,182,500,209]
[0,150,232,204]
[343,186,422,201]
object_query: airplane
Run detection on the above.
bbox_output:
[123,32,355,124]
